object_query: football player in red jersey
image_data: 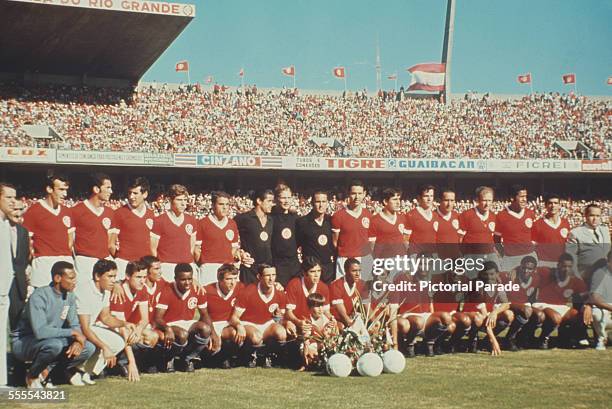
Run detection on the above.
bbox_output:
[110,177,155,277]
[330,258,366,329]
[531,193,571,268]
[229,264,287,368]
[494,185,537,273]
[150,184,199,282]
[405,184,439,256]
[368,188,407,260]
[462,262,514,356]
[23,174,74,288]
[459,186,499,278]
[332,180,373,281]
[498,256,539,351]
[72,173,115,279]
[532,253,589,349]
[435,188,464,259]
[154,263,214,372]
[203,264,244,368]
[430,270,471,353]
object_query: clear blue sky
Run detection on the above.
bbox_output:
[143,0,612,95]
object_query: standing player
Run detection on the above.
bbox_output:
[23,174,74,288]
[368,188,407,263]
[235,190,274,284]
[532,193,571,268]
[271,184,301,286]
[150,184,199,282]
[154,263,215,372]
[195,191,241,285]
[110,177,155,278]
[494,185,537,272]
[296,190,335,284]
[459,186,499,278]
[332,180,373,280]
[435,188,464,260]
[229,264,287,368]
[71,173,114,278]
[404,185,439,256]
[204,264,244,368]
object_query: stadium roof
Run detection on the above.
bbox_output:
[0,0,195,84]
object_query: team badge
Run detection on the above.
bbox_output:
[60,305,70,320]
[281,227,292,239]
[488,221,496,232]
[226,230,235,241]
[361,217,370,228]
[560,228,568,238]
[433,221,439,232]
[62,216,71,228]
[185,224,194,235]
[525,218,533,228]
[317,234,328,246]
[188,297,198,309]
[563,289,573,299]
[452,219,460,230]
[102,217,111,230]
[260,231,269,241]
[268,303,279,313]
[146,218,154,230]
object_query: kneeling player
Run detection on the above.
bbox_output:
[431,270,472,353]
[462,261,514,356]
[229,264,287,368]
[154,263,216,372]
[204,263,244,368]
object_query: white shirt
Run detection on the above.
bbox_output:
[75,278,110,325]
[0,217,14,295]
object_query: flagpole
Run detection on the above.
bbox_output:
[343,75,347,93]
[529,74,533,95]
[187,69,191,85]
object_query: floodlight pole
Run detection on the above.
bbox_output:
[441,0,456,104]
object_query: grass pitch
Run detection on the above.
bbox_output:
[3,349,611,409]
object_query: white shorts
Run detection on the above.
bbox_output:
[404,312,432,324]
[532,303,570,318]
[537,260,557,269]
[213,320,230,336]
[199,263,223,285]
[242,319,275,335]
[31,256,74,288]
[161,262,199,282]
[167,320,198,332]
[80,325,125,375]
[336,254,374,281]
[501,252,537,273]
[113,258,130,281]
[75,255,114,280]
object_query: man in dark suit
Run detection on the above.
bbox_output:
[8,199,30,331]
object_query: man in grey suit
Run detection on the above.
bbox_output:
[566,203,611,279]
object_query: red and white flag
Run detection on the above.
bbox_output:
[562,73,576,84]
[406,63,445,91]
[517,73,531,84]
[333,67,346,79]
[205,75,213,84]
[387,74,397,80]
[175,60,189,72]
[607,76,612,85]
[282,66,295,76]
[239,68,244,77]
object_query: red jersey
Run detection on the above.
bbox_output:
[151,212,197,264]
[204,281,244,322]
[156,282,207,323]
[494,207,535,256]
[234,283,286,324]
[197,215,240,264]
[368,212,406,258]
[531,217,571,263]
[459,208,496,254]
[331,207,372,257]
[499,271,540,304]
[110,281,149,324]
[329,278,366,321]
[144,279,168,323]
[536,268,586,305]
[112,205,155,261]
[390,273,431,314]
[431,273,468,312]
[286,277,330,320]
[71,200,114,259]
[435,210,464,258]
[22,201,73,257]
[405,207,438,250]
[463,283,506,313]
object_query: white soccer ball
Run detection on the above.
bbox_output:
[382,349,406,374]
[356,353,383,377]
[326,353,353,377]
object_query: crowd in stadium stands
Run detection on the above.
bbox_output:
[1,83,610,159]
